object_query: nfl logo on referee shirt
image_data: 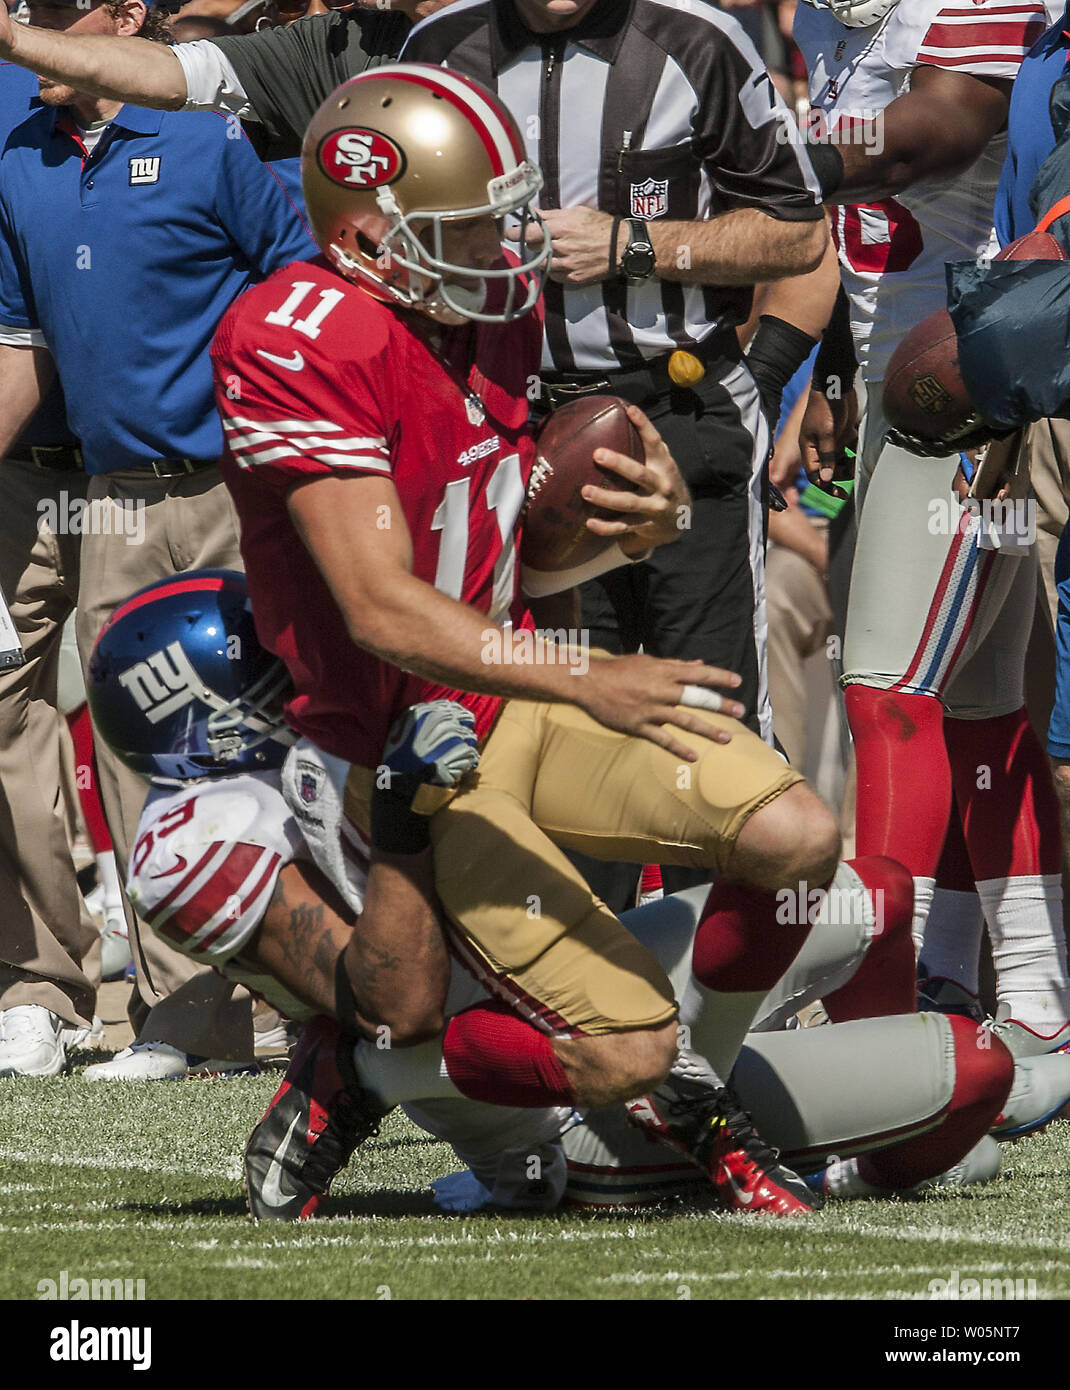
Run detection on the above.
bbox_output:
[630,178,668,219]
[128,157,161,186]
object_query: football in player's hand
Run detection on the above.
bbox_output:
[883,229,1069,446]
[521,395,644,574]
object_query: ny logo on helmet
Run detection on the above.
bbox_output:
[318,128,405,189]
[118,642,207,724]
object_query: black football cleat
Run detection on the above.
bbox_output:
[244,1015,389,1222]
[627,1073,822,1217]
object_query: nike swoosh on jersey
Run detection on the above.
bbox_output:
[260,1112,303,1208]
[148,852,189,880]
[256,348,305,372]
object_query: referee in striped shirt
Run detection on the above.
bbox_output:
[403,0,826,760]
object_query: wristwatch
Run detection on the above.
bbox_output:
[618,218,656,281]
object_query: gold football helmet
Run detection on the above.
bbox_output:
[301,63,550,324]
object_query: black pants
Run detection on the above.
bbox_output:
[553,352,770,905]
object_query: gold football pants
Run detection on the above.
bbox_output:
[347,698,802,1035]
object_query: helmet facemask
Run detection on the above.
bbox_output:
[329,159,551,325]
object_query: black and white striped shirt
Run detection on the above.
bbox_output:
[403,0,823,373]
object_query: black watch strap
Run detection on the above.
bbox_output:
[610,213,623,274]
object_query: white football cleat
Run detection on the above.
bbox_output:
[991,1052,1070,1139]
[82,1040,189,1082]
[0,1005,68,1077]
[983,1003,1070,1060]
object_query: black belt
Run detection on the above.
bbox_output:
[539,331,741,413]
[143,457,218,478]
[8,447,216,477]
[9,444,85,471]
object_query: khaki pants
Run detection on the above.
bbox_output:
[74,467,254,1059]
[0,458,98,1026]
[1022,417,1070,633]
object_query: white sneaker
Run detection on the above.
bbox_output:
[82,1040,188,1082]
[0,1005,68,1077]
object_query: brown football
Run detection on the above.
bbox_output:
[521,395,644,574]
[883,230,1069,442]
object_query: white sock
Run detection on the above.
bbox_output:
[918,887,984,994]
[95,850,124,915]
[977,873,1070,1032]
[352,1035,461,1107]
[911,876,936,959]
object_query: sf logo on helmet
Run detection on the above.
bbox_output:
[318,128,405,188]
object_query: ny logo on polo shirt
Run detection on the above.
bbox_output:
[128,157,161,186]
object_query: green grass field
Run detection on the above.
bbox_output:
[3,1051,1070,1302]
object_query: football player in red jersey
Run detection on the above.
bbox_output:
[210,63,896,1218]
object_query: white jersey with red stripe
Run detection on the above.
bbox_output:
[127,772,344,1020]
[794,0,1056,382]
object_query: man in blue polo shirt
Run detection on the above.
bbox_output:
[0,56,105,1079]
[0,0,313,1079]
[992,6,1070,645]
[996,4,1070,248]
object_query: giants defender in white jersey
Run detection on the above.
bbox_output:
[795,0,1055,385]
[793,0,1070,1047]
[129,738,1070,1212]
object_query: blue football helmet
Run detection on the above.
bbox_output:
[86,569,295,780]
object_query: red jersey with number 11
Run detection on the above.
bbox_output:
[211,256,542,767]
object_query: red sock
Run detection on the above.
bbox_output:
[692,881,812,992]
[935,796,975,891]
[66,703,112,854]
[858,1015,1012,1189]
[945,708,1062,880]
[823,856,916,1021]
[441,1002,576,1108]
[845,685,950,877]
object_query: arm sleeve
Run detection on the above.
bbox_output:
[693,21,824,221]
[885,0,1049,79]
[212,117,318,278]
[204,13,386,155]
[174,39,254,120]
